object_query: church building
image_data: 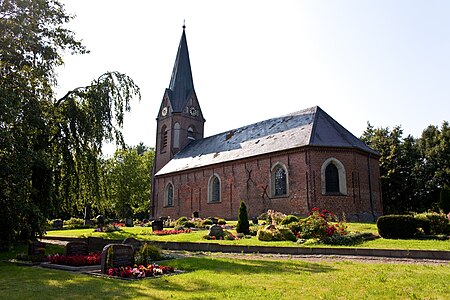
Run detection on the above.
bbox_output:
[151,27,383,222]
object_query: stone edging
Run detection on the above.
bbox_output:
[41,236,450,260]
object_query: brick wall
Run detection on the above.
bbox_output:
[154,147,382,221]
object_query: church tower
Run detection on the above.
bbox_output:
[154,25,205,174]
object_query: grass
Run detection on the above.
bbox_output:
[44,222,450,251]
[0,256,449,299]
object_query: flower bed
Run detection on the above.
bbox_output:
[153,229,191,235]
[47,252,101,266]
[107,264,175,279]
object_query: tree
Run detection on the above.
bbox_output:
[439,184,450,213]
[236,201,250,234]
[104,146,154,219]
[0,0,140,245]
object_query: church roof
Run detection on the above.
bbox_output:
[156,106,378,176]
[167,27,195,112]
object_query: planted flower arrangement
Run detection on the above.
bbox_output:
[47,252,101,266]
[152,229,192,235]
[107,264,175,279]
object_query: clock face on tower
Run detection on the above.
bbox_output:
[189,106,198,116]
[161,107,168,116]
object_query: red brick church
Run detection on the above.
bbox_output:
[151,27,383,222]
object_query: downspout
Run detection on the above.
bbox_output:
[367,153,375,221]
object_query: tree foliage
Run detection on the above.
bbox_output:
[104,146,154,219]
[0,0,140,245]
[361,122,450,214]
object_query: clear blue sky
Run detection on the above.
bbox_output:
[56,0,450,154]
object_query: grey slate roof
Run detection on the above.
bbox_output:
[156,106,378,176]
[167,28,195,112]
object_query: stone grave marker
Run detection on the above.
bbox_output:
[252,217,259,225]
[101,244,135,274]
[65,241,89,256]
[52,219,63,229]
[122,237,141,251]
[151,220,163,231]
[88,236,107,252]
[28,241,46,256]
[208,224,224,239]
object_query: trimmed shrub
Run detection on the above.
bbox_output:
[257,229,274,241]
[236,202,250,235]
[183,221,196,228]
[202,219,213,226]
[280,215,299,225]
[377,215,418,239]
[278,227,297,242]
[321,232,374,246]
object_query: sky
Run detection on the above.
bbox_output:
[56,0,450,155]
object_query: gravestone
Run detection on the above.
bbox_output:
[151,220,163,231]
[28,241,46,256]
[65,241,89,256]
[52,219,63,229]
[125,218,133,227]
[252,217,259,225]
[101,244,134,274]
[192,211,199,218]
[210,217,218,224]
[88,236,107,252]
[122,237,141,252]
[208,224,224,239]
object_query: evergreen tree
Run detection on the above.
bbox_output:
[236,201,250,234]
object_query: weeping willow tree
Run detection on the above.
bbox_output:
[0,0,140,245]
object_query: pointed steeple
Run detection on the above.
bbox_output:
[167,25,195,112]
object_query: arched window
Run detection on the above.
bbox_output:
[160,125,168,153]
[325,163,339,193]
[271,163,288,197]
[173,122,180,148]
[321,158,347,195]
[208,174,221,203]
[188,126,195,140]
[164,182,174,207]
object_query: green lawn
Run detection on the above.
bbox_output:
[0,256,449,299]
[44,223,450,251]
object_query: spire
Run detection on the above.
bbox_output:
[168,24,194,112]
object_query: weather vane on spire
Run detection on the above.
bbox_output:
[183,19,186,30]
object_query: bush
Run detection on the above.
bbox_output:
[257,229,275,241]
[287,222,302,236]
[183,221,196,228]
[135,243,162,265]
[175,216,188,226]
[280,215,299,225]
[202,219,213,226]
[217,218,227,225]
[414,211,449,235]
[321,232,373,246]
[278,227,297,242]
[236,202,250,235]
[377,215,419,239]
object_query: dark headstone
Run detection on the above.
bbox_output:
[192,211,199,218]
[125,218,133,227]
[122,237,141,251]
[210,217,218,224]
[52,219,63,229]
[88,236,107,252]
[208,224,224,239]
[28,241,46,256]
[96,215,104,226]
[65,241,89,256]
[252,217,259,225]
[101,244,134,274]
[151,220,163,231]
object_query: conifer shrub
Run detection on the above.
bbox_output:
[236,201,250,234]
